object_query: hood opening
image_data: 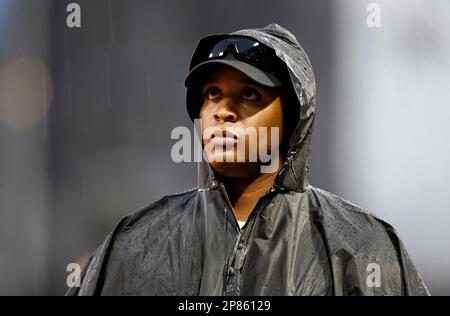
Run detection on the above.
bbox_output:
[189,23,317,193]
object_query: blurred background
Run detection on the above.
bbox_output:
[0,0,449,295]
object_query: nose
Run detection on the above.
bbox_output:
[214,98,238,123]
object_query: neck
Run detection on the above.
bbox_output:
[221,153,285,222]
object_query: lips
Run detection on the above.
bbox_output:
[209,129,238,146]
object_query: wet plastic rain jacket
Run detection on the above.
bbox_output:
[68,24,430,296]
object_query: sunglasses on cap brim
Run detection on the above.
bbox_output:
[207,37,261,59]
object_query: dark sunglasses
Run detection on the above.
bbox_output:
[207,37,261,59]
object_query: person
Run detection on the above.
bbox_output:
[68,24,430,296]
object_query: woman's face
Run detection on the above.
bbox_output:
[199,65,284,178]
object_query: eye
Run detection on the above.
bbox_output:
[241,87,259,101]
[204,86,221,100]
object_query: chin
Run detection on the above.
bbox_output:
[209,161,261,178]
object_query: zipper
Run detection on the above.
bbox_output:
[213,181,279,295]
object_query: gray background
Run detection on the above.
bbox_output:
[0,0,448,295]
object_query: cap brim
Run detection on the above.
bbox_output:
[184,59,281,88]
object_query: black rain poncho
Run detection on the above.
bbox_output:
[68,24,430,296]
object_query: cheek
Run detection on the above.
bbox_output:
[245,98,284,147]
[245,98,284,138]
[199,100,208,121]
[199,102,214,143]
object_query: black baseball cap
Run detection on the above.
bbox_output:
[184,35,283,88]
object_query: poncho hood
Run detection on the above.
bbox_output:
[192,23,316,193]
